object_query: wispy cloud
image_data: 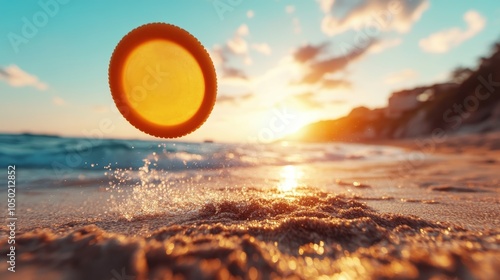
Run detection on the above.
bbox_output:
[294,41,374,86]
[0,65,48,90]
[247,10,254,19]
[286,92,324,109]
[292,17,302,34]
[210,24,253,82]
[52,96,66,106]
[211,45,248,82]
[368,38,402,54]
[321,79,351,89]
[221,67,247,80]
[217,92,253,104]
[318,0,429,36]
[419,10,486,53]
[284,4,302,34]
[384,68,418,85]
[252,43,272,55]
[280,91,348,113]
[92,105,110,113]
[227,24,249,55]
[293,43,329,63]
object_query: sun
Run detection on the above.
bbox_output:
[273,107,315,140]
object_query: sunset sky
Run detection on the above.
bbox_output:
[1,0,499,142]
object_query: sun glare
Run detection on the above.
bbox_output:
[278,165,303,192]
[274,108,316,140]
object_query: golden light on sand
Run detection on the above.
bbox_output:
[278,165,303,192]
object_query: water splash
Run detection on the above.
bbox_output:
[105,151,245,220]
[105,152,319,221]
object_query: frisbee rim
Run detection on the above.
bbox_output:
[108,22,217,138]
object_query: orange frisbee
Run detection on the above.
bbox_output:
[109,23,217,138]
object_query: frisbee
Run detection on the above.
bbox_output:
[108,23,217,138]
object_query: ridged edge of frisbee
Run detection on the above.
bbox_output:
[108,22,218,139]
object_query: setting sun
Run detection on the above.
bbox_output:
[266,105,318,142]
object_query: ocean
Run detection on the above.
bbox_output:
[0,133,407,189]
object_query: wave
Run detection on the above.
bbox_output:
[0,133,405,172]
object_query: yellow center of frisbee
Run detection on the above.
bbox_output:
[122,40,205,126]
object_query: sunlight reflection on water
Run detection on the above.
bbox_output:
[278,165,303,192]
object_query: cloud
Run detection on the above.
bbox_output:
[285,5,301,34]
[384,69,418,85]
[0,65,48,90]
[329,99,347,105]
[293,43,329,63]
[223,67,248,80]
[211,24,253,81]
[419,10,486,53]
[289,92,324,109]
[252,43,272,55]
[211,45,248,81]
[318,0,334,13]
[282,92,348,110]
[243,56,252,65]
[92,105,110,113]
[247,10,254,18]
[368,38,402,54]
[217,92,253,103]
[227,25,249,55]
[294,40,375,85]
[293,17,302,34]
[227,36,248,54]
[52,96,66,106]
[237,24,249,36]
[321,79,351,89]
[318,0,429,36]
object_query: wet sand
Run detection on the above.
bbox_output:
[1,133,499,279]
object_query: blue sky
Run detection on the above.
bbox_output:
[1,0,499,142]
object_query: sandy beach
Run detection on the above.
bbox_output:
[1,132,499,280]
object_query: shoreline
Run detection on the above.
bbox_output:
[345,131,500,154]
